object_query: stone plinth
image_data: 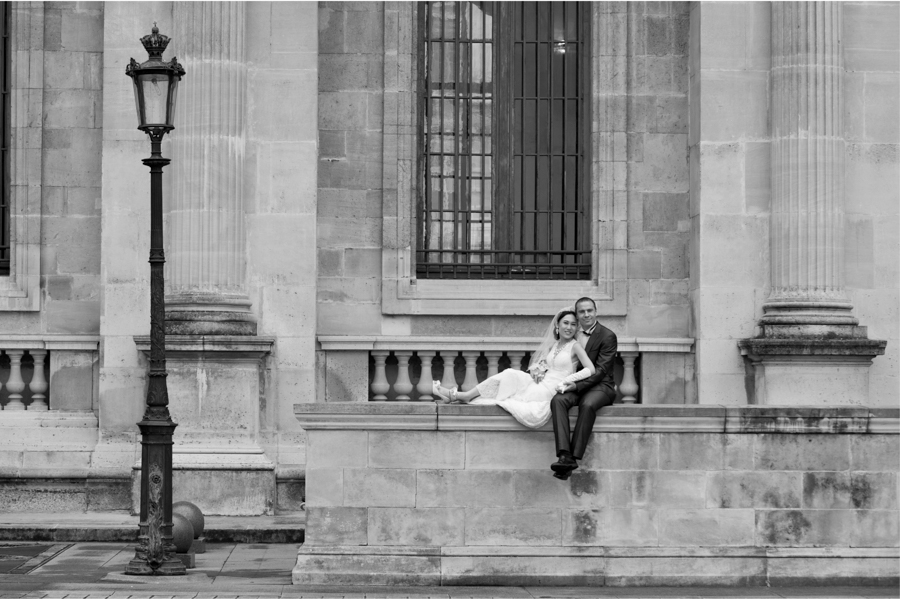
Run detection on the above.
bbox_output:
[132,336,276,515]
[739,338,887,406]
[293,403,899,587]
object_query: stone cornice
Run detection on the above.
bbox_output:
[293,403,899,434]
[133,335,275,361]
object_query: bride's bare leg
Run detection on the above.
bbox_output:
[434,383,480,404]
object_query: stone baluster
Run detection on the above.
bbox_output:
[371,350,390,401]
[508,351,526,371]
[485,352,501,378]
[618,352,639,404]
[393,351,414,401]
[461,352,479,392]
[27,350,48,411]
[440,352,458,390]
[415,351,435,400]
[166,2,256,335]
[5,350,25,410]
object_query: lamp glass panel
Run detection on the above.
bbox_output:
[167,78,180,127]
[131,77,144,127]
[138,72,171,127]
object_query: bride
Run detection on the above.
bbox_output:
[433,307,595,429]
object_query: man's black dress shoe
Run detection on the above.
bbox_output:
[551,454,578,479]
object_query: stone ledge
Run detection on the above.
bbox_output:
[298,545,900,559]
[133,335,275,361]
[293,545,899,586]
[318,335,694,353]
[293,403,900,434]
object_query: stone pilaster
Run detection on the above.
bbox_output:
[166,2,255,335]
[739,2,885,405]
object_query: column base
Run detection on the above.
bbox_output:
[165,294,257,335]
[739,338,887,405]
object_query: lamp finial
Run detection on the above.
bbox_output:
[140,24,170,60]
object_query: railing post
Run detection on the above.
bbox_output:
[485,351,501,377]
[5,350,25,411]
[371,350,390,401]
[415,351,435,401]
[508,351,525,371]
[393,351,414,401]
[461,351,479,391]
[440,351,458,391]
[28,350,48,411]
[619,352,639,404]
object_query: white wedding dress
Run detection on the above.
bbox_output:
[469,339,590,429]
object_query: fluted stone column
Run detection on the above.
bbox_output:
[763,1,854,333]
[166,2,255,335]
[739,2,885,405]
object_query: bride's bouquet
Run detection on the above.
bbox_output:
[528,358,549,383]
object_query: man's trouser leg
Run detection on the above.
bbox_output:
[571,385,617,459]
[550,392,579,456]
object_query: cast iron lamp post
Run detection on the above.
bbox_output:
[124,24,186,576]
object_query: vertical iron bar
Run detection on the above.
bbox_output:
[439,1,446,266]
[419,3,429,268]
[453,1,461,277]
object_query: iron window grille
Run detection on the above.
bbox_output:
[416,1,590,280]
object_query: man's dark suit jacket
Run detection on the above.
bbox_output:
[572,323,618,395]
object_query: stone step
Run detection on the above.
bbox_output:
[0,512,305,543]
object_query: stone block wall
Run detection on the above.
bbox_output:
[0,2,103,334]
[316,1,385,337]
[843,1,900,402]
[294,403,899,586]
[689,2,771,405]
[623,2,691,340]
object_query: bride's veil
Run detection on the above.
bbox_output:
[527,306,575,371]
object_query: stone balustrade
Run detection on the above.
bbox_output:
[0,347,49,411]
[0,336,99,413]
[317,336,694,404]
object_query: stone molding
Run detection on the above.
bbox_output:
[133,335,274,362]
[0,335,100,351]
[317,335,695,353]
[380,4,629,315]
[299,544,898,559]
[294,403,898,434]
[0,2,44,311]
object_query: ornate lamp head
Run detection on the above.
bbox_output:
[126,24,185,135]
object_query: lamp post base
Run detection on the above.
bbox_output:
[125,555,187,576]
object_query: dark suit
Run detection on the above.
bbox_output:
[550,323,617,459]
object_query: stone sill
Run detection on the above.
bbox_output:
[298,545,898,559]
[318,335,694,353]
[293,404,899,434]
[0,335,100,351]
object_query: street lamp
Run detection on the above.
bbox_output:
[124,24,186,577]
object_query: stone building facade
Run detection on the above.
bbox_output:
[0,0,897,582]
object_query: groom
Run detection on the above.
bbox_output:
[549,297,618,480]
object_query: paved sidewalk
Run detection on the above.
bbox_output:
[0,542,896,599]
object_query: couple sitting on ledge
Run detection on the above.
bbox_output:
[433,297,618,480]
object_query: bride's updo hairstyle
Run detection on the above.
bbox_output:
[554,310,577,339]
